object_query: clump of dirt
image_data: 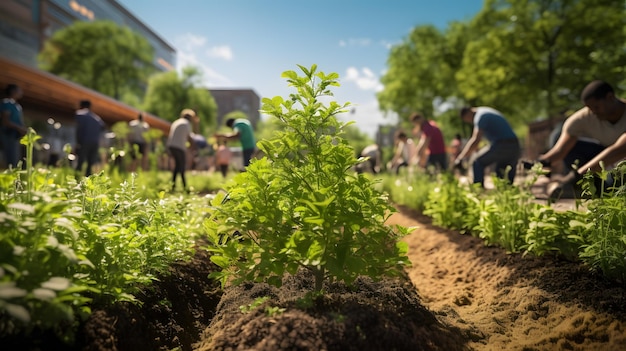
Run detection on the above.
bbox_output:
[75,238,223,351]
[195,270,469,351]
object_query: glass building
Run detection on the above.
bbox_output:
[0,0,175,71]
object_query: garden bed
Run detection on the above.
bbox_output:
[10,205,625,351]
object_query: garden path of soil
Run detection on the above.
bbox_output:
[8,204,626,351]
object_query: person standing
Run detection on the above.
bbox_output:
[214,137,232,177]
[167,109,196,191]
[214,118,256,169]
[1,84,27,168]
[75,99,105,177]
[128,112,150,171]
[410,112,447,172]
[454,106,520,187]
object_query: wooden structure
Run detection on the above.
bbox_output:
[0,56,171,134]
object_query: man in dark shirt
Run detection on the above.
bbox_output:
[74,100,105,176]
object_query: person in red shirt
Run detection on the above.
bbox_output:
[410,112,447,172]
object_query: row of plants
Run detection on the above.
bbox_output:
[382,164,626,283]
[0,131,216,343]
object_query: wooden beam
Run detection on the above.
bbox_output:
[0,56,171,134]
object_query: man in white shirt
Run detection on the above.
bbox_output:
[539,80,626,198]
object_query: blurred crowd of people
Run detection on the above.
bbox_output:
[3,79,626,198]
[0,83,256,191]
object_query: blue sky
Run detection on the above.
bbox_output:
[117,0,484,137]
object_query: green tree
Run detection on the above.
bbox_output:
[142,66,217,135]
[379,0,626,134]
[457,0,626,119]
[377,22,472,140]
[38,20,154,102]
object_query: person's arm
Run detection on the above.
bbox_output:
[578,133,626,174]
[414,135,430,165]
[538,130,578,166]
[214,130,240,141]
[391,141,405,165]
[455,127,482,163]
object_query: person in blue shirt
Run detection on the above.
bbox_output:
[1,84,27,168]
[74,99,105,176]
[454,106,520,187]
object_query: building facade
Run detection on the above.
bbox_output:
[0,0,175,71]
[209,89,261,129]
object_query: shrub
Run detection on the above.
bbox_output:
[204,65,412,292]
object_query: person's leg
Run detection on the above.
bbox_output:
[85,144,100,177]
[471,145,493,186]
[139,143,148,171]
[169,147,179,189]
[170,147,187,189]
[427,153,447,172]
[242,148,255,168]
[3,137,19,168]
[75,145,85,175]
[563,140,605,172]
[493,144,521,184]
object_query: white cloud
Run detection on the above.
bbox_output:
[338,38,371,47]
[172,34,235,87]
[176,46,232,88]
[175,33,207,51]
[343,67,383,92]
[206,45,233,61]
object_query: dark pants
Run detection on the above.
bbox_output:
[472,139,520,186]
[76,143,100,176]
[2,136,21,168]
[243,148,255,168]
[219,164,229,177]
[564,140,606,193]
[564,140,605,172]
[169,146,187,189]
[427,153,448,171]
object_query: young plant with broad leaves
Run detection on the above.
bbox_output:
[204,65,412,292]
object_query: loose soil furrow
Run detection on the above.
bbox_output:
[387,205,626,351]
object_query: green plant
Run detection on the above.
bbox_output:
[474,174,539,253]
[522,206,585,260]
[0,130,205,342]
[423,172,480,233]
[380,172,432,212]
[205,65,412,292]
[577,164,626,282]
[239,296,270,314]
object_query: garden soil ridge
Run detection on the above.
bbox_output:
[7,204,626,350]
[388,205,626,351]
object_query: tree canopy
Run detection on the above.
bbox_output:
[142,66,218,135]
[378,0,626,139]
[38,20,154,102]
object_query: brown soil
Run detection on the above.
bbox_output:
[5,206,626,351]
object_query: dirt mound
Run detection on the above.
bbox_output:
[75,239,223,351]
[195,271,468,351]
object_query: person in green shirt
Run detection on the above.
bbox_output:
[215,118,256,169]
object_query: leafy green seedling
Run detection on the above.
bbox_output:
[205,64,412,292]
